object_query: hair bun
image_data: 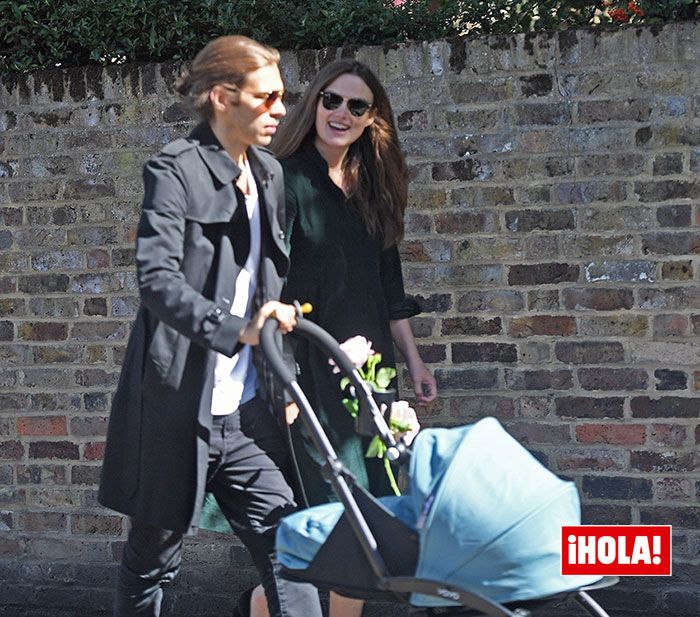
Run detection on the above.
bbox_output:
[174,72,192,96]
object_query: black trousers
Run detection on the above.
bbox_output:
[114,397,321,617]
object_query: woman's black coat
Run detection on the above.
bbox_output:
[98,123,290,533]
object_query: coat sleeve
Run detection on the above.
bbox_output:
[136,153,246,357]
[379,244,421,321]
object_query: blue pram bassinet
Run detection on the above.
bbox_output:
[260,315,617,617]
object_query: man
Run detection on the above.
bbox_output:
[98,35,320,617]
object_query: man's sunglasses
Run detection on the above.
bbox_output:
[222,85,284,107]
[319,91,373,117]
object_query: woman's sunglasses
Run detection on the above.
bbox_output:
[319,91,373,118]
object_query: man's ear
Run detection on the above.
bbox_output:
[209,86,229,114]
[210,85,241,113]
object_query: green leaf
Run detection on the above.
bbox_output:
[375,367,396,390]
[342,398,359,418]
[364,435,386,459]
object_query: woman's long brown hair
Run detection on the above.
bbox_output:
[273,60,407,248]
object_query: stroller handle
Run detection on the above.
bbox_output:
[259,312,408,464]
[259,315,359,388]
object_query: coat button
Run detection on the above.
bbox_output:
[278,231,285,239]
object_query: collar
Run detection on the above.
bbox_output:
[189,122,275,187]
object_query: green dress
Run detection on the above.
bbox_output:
[281,144,419,506]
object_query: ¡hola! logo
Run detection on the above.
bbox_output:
[561,525,672,576]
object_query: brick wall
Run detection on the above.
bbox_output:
[1,21,698,617]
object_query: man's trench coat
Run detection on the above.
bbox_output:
[98,123,291,534]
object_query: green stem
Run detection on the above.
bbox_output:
[384,456,400,496]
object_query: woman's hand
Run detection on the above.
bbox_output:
[389,318,437,405]
[239,301,297,346]
[408,359,437,405]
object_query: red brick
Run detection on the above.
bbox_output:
[581,504,632,525]
[509,315,576,337]
[16,465,66,485]
[449,396,515,420]
[631,396,699,418]
[653,314,689,336]
[578,368,648,391]
[413,343,447,363]
[631,450,696,473]
[84,442,106,461]
[441,316,501,336]
[413,293,452,313]
[70,416,108,436]
[556,341,625,364]
[555,448,626,471]
[583,475,652,500]
[575,423,646,445]
[563,288,633,310]
[508,262,579,285]
[505,369,573,390]
[517,396,554,417]
[19,511,67,532]
[504,421,571,445]
[654,478,695,501]
[28,441,79,460]
[16,416,68,436]
[86,249,110,269]
[0,440,24,460]
[452,342,517,363]
[639,507,700,528]
[650,423,688,447]
[555,396,624,418]
[19,322,69,341]
[70,514,123,536]
[71,465,101,484]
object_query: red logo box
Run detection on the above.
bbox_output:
[562,525,672,576]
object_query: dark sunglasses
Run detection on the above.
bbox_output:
[319,90,373,117]
[222,85,285,107]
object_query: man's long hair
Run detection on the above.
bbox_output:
[273,60,408,248]
[175,35,280,119]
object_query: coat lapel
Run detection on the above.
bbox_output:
[248,147,287,258]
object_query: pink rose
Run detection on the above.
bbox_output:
[330,335,374,373]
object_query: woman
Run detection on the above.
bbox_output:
[274,59,438,617]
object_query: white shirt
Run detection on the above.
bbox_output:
[210,158,261,415]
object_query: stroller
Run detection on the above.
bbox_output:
[260,313,618,617]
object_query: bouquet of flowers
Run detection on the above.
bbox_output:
[331,335,420,495]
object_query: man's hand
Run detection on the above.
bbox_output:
[284,402,300,425]
[239,301,297,346]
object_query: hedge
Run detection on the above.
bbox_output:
[0,0,697,77]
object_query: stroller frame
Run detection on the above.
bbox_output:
[261,315,617,617]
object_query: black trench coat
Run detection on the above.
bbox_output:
[98,123,290,534]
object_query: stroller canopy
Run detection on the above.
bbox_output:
[277,417,600,606]
[407,417,600,606]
